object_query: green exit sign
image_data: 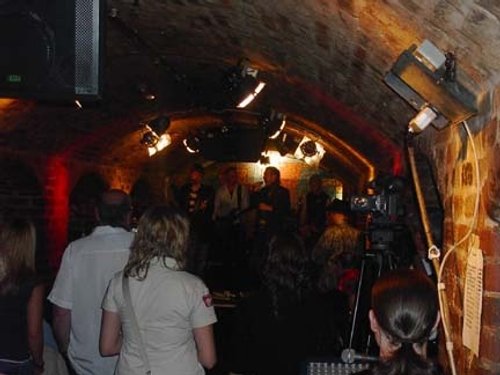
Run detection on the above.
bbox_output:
[6,74,22,83]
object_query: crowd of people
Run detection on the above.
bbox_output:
[0,164,442,375]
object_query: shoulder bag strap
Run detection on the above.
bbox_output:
[122,275,152,375]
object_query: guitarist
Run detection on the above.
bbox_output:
[213,166,249,287]
[178,163,214,277]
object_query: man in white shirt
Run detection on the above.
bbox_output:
[213,166,249,288]
[48,189,134,375]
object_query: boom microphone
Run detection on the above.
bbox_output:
[341,348,379,364]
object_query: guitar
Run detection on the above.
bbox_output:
[216,206,255,226]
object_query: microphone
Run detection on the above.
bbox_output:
[341,348,379,364]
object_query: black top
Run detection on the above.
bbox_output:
[0,281,35,360]
[254,184,291,236]
[305,191,329,232]
[178,183,214,239]
[231,289,349,375]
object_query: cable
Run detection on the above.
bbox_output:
[407,143,457,375]
[438,120,480,283]
[408,120,481,375]
[435,120,480,375]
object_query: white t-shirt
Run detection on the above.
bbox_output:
[102,257,217,375]
[48,226,134,375]
[213,184,249,220]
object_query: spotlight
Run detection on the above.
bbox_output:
[294,136,325,167]
[300,140,318,157]
[408,105,438,134]
[223,58,266,108]
[140,115,171,156]
[384,39,477,131]
[237,81,266,108]
[261,109,286,139]
[183,134,200,154]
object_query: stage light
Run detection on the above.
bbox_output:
[146,133,171,156]
[384,40,477,133]
[408,105,438,134]
[224,58,266,109]
[237,81,266,108]
[140,115,171,156]
[300,140,318,157]
[294,136,325,167]
[183,134,200,154]
[261,109,286,139]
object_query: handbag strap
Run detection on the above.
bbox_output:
[122,275,151,375]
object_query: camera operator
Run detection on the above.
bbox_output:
[312,199,364,303]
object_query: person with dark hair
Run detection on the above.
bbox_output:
[100,206,217,375]
[0,218,45,375]
[230,234,348,375]
[254,166,290,236]
[312,199,363,298]
[48,189,134,375]
[250,166,291,272]
[298,174,329,247]
[177,163,215,277]
[359,269,441,375]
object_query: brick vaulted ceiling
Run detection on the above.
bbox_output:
[1,0,499,185]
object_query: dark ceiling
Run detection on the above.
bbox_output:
[0,0,498,186]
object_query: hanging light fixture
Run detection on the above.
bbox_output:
[182,133,200,154]
[223,58,266,109]
[261,109,286,139]
[140,115,171,156]
[294,136,325,167]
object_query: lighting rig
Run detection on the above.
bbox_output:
[222,58,266,109]
[384,39,477,134]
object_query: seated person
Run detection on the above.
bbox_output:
[230,234,349,375]
[359,269,441,375]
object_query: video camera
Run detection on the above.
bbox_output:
[350,174,405,223]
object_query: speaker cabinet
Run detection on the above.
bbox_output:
[0,0,104,101]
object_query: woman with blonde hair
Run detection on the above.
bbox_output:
[0,218,44,374]
[100,206,217,375]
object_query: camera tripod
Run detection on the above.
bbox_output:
[345,238,399,359]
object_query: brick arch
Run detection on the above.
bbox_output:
[68,172,109,242]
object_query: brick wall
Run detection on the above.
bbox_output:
[0,152,143,271]
[417,87,500,374]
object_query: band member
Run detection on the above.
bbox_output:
[298,174,329,247]
[213,166,249,226]
[251,166,291,271]
[177,163,214,277]
[213,167,250,282]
